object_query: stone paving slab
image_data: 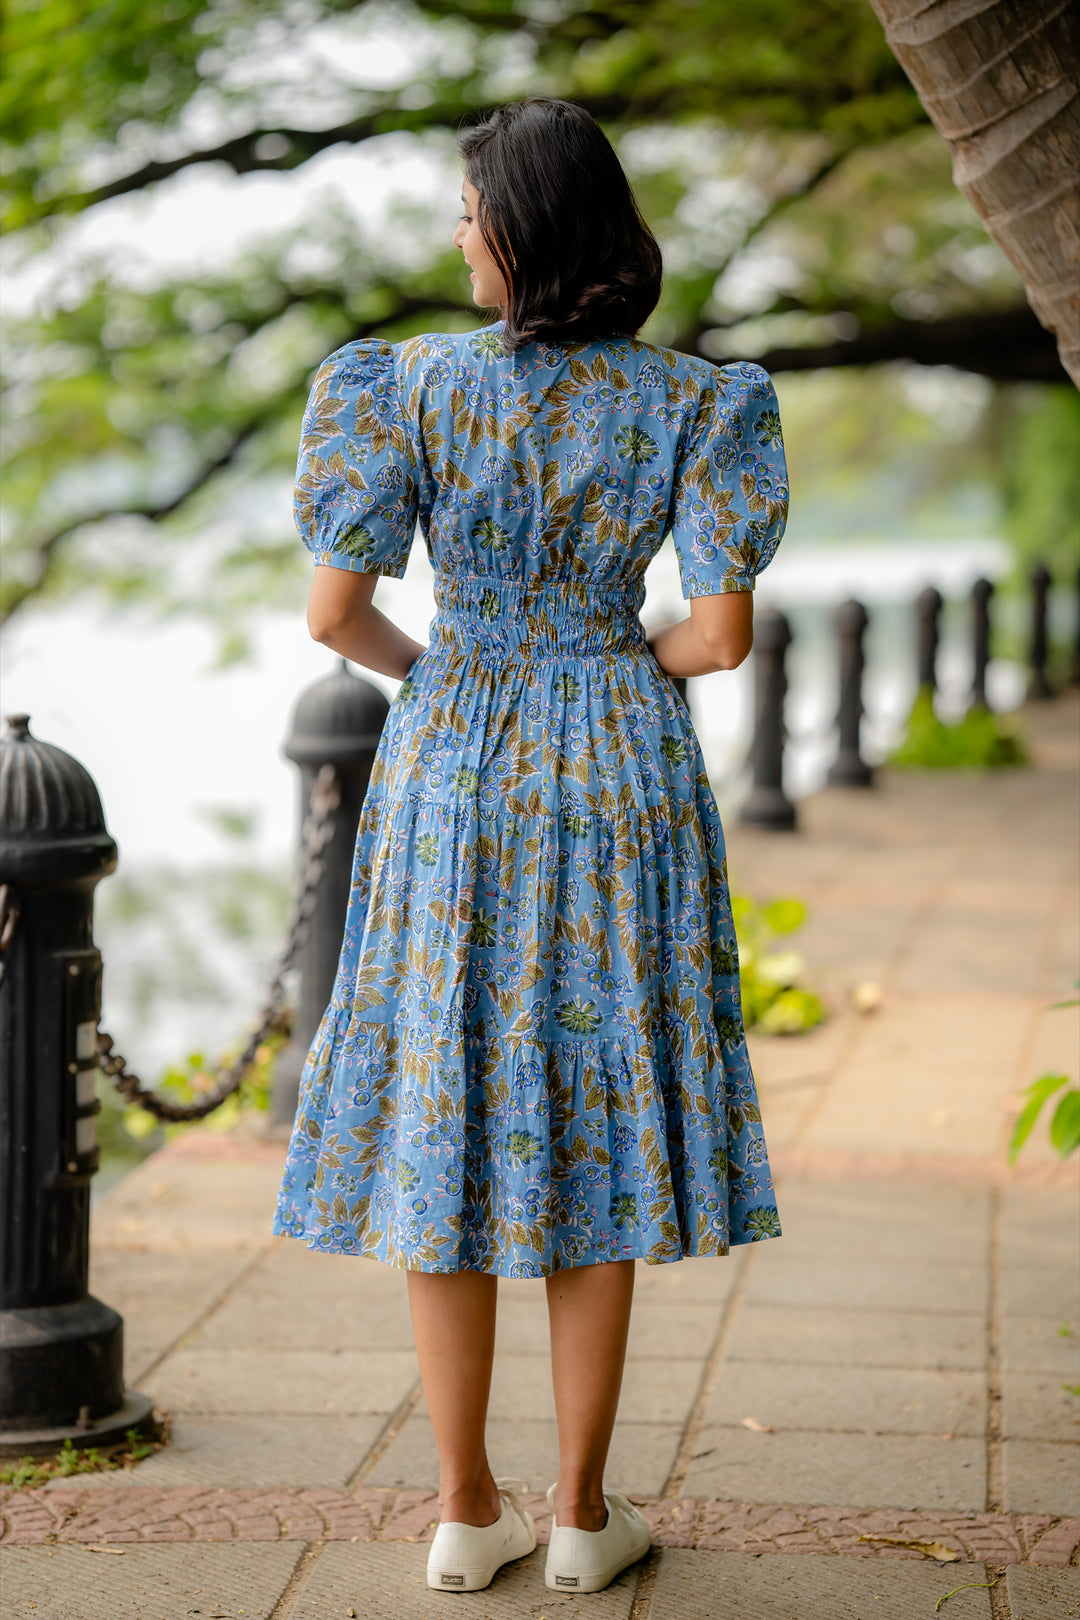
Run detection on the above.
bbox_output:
[0,1541,304,1620]
[743,1252,988,1315]
[681,1428,986,1512]
[88,1249,260,1386]
[1003,1441,1080,1517]
[146,1347,419,1416]
[726,1305,986,1371]
[1000,1265,1080,1323]
[798,996,1033,1160]
[1000,1187,1080,1271]
[91,1147,286,1253]
[1004,1374,1080,1444]
[1005,1563,1080,1619]
[190,1278,416,1352]
[649,1548,995,1619]
[288,1540,638,1619]
[4,1486,1076,1566]
[706,1361,986,1437]
[41,1416,387,1491]
[1002,1319,1080,1378]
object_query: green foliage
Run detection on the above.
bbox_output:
[0,0,1032,632]
[1007,984,1080,1166]
[116,1028,284,1145]
[1,0,923,228]
[732,893,825,1035]
[889,688,1027,770]
[0,1430,156,1491]
[1008,1074,1080,1165]
[999,385,1080,582]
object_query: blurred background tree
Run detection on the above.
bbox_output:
[2,0,1075,652]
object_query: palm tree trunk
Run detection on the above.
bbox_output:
[867,0,1080,387]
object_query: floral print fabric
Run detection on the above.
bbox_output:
[272,323,788,1276]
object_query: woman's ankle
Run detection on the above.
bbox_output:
[553,1482,608,1532]
[439,1477,502,1527]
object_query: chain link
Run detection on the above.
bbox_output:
[94,763,342,1123]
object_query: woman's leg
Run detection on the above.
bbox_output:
[545,1259,636,1531]
[406,1270,501,1527]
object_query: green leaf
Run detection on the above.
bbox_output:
[763,898,806,935]
[1008,1073,1070,1165]
[1049,1089,1080,1158]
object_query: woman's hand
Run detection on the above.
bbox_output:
[307,565,428,680]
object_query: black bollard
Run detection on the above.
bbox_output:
[0,715,152,1454]
[916,585,943,692]
[826,599,874,787]
[1028,564,1054,700]
[271,661,390,1128]
[970,578,994,710]
[740,607,797,831]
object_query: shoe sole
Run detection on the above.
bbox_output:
[544,1541,651,1593]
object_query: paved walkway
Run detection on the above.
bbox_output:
[3,696,1078,1619]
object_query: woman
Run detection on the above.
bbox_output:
[273,97,787,1596]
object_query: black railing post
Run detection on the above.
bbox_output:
[740,607,796,831]
[916,585,943,692]
[0,715,152,1454]
[271,660,390,1128]
[970,577,994,709]
[826,598,874,787]
[1028,563,1054,700]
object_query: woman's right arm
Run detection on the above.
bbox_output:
[307,565,428,680]
[646,590,754,677]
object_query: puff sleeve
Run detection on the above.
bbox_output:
[293,339,420,577]
[668,361,788,596]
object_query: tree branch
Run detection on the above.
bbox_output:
[686,303,1069,382]
[10,91,637,227]
[0,299,468,623]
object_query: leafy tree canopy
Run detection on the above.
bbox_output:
[0,0,1066,642]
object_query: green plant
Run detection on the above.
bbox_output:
[0,1427,159,1491]
[1007,983,1079,1166]
[1008,1073,1080,1164]
[118,1028,285,1145]
[889,688,1026,770]
[732,895,825,1035]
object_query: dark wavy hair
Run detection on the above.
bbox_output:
[458,98,663,353]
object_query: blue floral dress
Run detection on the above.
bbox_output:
[272,322,788,1277]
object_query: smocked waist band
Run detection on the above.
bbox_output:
[429,571,648,660]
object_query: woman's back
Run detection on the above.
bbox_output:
[294,324,788,611]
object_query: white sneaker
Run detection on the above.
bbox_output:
[544,1482,652,1592]
[426,1478,537,1592]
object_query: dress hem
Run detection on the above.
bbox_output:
[268,1216,781,1278]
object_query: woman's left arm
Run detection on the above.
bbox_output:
[307,565,427,680]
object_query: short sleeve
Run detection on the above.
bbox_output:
[293,339,420,577]
[668,362,788,597]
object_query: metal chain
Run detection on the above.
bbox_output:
[95,763,342,1123]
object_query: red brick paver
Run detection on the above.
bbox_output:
[2,1485,1075,1566]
